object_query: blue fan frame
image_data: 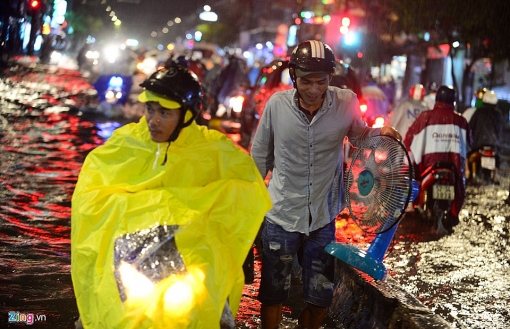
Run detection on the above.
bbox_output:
[325,135,419,280]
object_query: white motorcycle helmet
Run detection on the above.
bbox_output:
[482,90,498,105]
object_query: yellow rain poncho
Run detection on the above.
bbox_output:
[71,117,271,329]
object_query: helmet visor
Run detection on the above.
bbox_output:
[138,90,181,109]
[295,68,330,78]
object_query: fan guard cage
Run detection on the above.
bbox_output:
[345,135,413,235]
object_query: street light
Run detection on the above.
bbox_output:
[199,5,217,22]
[197,5,218,43]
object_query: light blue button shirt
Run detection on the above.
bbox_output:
[251,87,381,234]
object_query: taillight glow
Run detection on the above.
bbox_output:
[372,116,385,128]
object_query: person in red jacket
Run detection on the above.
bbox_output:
[404,85,472,226]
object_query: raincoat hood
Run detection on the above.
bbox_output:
[71,117,271,328]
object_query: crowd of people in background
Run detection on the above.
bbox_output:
[72,39,507,206]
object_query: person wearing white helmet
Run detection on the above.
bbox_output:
[467,89,503,184]
[389,83,430,140]
[250,40,401,329]
[462,87,488,123]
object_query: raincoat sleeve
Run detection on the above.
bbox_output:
[71,120,272,329]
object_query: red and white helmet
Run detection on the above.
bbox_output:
[409,84,425,100]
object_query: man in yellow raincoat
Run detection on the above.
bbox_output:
[71,63,272,329]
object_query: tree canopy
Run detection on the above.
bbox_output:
[65,11,105,49]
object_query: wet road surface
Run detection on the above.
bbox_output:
[0,61,509,328]
[377,184,510,329]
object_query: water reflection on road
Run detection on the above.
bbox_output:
[0,108,101,328]
[387,186,510,328]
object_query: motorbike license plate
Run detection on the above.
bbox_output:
[481,156,496,170]
[432,185,455,200]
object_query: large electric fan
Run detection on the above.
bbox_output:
[325,135,418,280]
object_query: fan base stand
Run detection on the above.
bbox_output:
[325,243,387,281]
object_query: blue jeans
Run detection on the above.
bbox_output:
[257,220,336,308]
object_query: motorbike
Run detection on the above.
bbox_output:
[360,84,391,128]
[206,55,251,134]
[77,43,101,74]
[238,58,293,149]
[468,146,497,185]
[91,74,133,118]
[359,98,388,128]
[93,74,132,106]
[415,161,457,230]
[114,224,235,328]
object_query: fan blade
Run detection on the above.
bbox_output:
[345,135,413,234]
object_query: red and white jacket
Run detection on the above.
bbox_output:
[404,102,472,215]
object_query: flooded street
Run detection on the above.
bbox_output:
[383,184,510,328]
[0,111,98,327]
[0,61,509,328]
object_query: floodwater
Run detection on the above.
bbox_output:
[0,62,509,328]
[387,186,510,328]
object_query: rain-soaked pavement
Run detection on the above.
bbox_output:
[0,59,509,328]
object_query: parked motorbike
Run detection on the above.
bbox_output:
[468,146,497,185]
[415,161,457,231]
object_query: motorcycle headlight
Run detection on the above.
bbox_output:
[114,225,186,302]
[50,51,62,62]
[113,224,230,325]
[117,261,155,299]
[230,95,244,113]
[103,45,120,64]
[105,90,115,100]
[85,50,100,60]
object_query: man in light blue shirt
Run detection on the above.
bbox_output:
[250,40,401,329]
